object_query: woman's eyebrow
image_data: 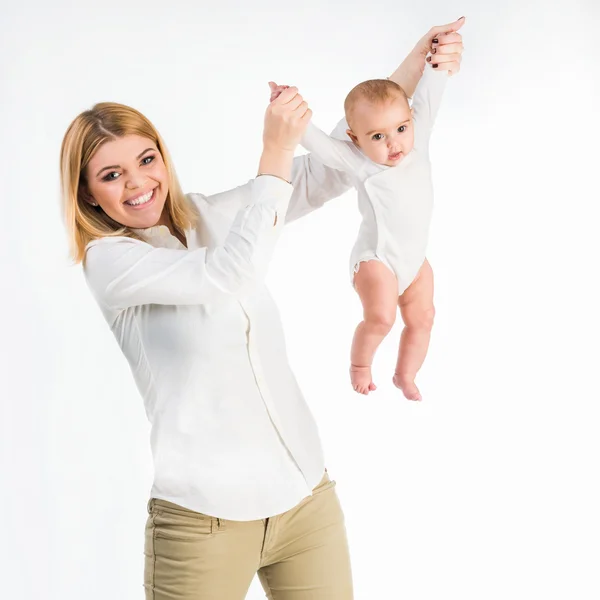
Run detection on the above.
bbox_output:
[137,147,155,158]
[96,148,155,177]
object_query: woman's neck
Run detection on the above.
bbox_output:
[156,208,187,248]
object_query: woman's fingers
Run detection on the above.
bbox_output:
[295,101,311,120]
[415,16,465,57]
[300,106,313,121]
[268,81,290,103]
[271,86,299,105]
[264,86,311,151]
[284,92,305,112]
[427,54,462,75]
[428,52,463,65]
[433,32,463,46]
[429,28,464,76]
[432,42,464,56]
[429,16,465,39]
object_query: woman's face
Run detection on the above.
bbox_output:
[84,134,169,229]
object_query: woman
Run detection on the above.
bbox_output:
[60,21,464,600]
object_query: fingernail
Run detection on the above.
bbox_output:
[432,64,438,68]
[432,47,437,54]
[432,38,438,43]
[426,56,431,62]
[459,16,465,20]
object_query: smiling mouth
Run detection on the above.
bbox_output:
[388,151,402,160]
[124,188,156,207]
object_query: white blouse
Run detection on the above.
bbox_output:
[302,66,448,294]
[84,159,352,521]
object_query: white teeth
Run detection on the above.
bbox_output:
[126,189,154,206]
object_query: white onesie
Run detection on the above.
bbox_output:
[301,67,447,295]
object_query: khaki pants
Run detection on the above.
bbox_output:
[144,471,353,599]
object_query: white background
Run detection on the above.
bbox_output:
[1,0,599,598]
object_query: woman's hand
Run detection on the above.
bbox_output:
[263,85,312,153]
[389,16,465,96]
[259,85,311,182]
[411,16,465,76]
[419,16,465,76]
[268,82,289,103]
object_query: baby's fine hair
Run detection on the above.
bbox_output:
[344,79,408,125]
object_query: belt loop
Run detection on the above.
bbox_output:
[147,498,153,514]
[211,517,221,533]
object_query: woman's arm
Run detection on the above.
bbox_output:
[84,176,292,315]
[84,88,312,318]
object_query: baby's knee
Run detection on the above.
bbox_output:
[405,305,435,331]
[365,311,396,335]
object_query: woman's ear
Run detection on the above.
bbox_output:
[346,128,359,145]
[80,183,98,207]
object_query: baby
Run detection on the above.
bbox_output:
[270,65,449,401]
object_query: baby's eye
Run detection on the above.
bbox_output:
[141,155,155,165]
[398,125,406,133]
[102,171,120,182]
[372,133,384,141]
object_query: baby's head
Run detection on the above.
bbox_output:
[344,79,413,166]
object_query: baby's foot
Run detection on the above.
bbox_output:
[350,365,377,395]
[393,373,422,401]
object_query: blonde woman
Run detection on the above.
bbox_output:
[60,24,463,600]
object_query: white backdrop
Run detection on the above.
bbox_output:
[1,0,599,598]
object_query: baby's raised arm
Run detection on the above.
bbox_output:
[300,122,365,174]
[411,66,449,152]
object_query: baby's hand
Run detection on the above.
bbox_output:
[268,81,290,103]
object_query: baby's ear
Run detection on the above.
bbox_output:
[346,128,358,143]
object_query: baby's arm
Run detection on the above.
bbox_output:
[270,82,362,175]
[300,121,364,174]
[411,65,449,152]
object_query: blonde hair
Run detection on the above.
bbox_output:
[60,102,197,263]
[344,79,408,127]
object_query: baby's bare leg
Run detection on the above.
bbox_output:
[351,260,399,395]
[393,259,435,401]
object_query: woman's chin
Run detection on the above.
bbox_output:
[118,199,166,230]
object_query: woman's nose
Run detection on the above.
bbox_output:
[125,173,146,189]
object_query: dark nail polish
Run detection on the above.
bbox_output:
[432,38,438,43]
[426,56,431,62]
[432,64,438,68]
[432,47,437,54]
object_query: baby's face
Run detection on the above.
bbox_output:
[347,96,414,166]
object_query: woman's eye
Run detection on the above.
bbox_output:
[102,172,120,182]
[372,133,383,141]
[142,155,155,165]
[398,125,406,133]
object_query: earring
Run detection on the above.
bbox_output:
[90,201,98,206]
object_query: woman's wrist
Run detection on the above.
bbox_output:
[388,51,426,98]
[258,146,294,184]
